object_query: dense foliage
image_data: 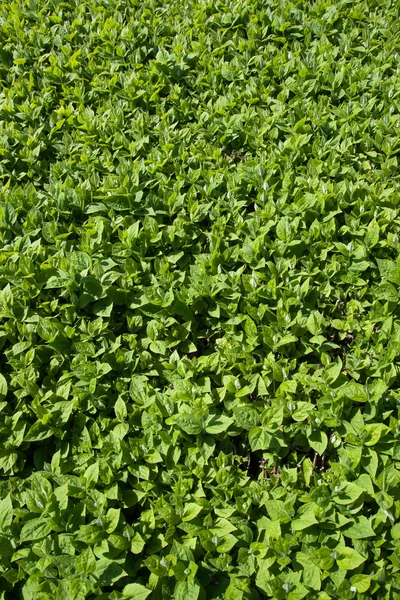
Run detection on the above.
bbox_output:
[1,0,400,598]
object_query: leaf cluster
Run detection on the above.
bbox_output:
[1,0,400,598]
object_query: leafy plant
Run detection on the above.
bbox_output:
[0,0,400,598]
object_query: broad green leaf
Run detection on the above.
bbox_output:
[377,258,400,284]
[20,518,52,542]
[131,533,146,554]
[249,427,270,451]
[292,402,315,422]
[341,383,368,403]
[308,430,328,455]
[363,423,387,446]
[92,558,127,585]
[175,580,200,600]
[342,516,375,539]
[123,583,151,600]
[375,282,398,302]
[264,500,293,524]
[176,414,202,435]
[0,375,7,400]
[323,359,342,385]
[149,340,167,354]
[336,546,366,570]
[233,406,259,430]
[84,462,99,488]
[364,220,379,248]
[350,574,371,593]
[307,311,324,335]
[276,217,292,242]
[292,503,318,531]
[274,334,298,348]
[205,415,233,434]
[182,503,202,522]
[115,396,127,421]
[333,482,364,505]
[0,495,12,530]
[76,548,96,575]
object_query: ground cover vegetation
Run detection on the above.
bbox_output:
[0,0,400,598]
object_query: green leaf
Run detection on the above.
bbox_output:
[292,504,318,531]
[307,311,324,335]
[274,334,298,348]
[249,427,270,451]
[341,383,368,403]
[350,574,371,593]
[114,396,127,421]
[363,423,386,446]
[174,580,200,600]
[296,553,321,590]
[0,495,12,530]
[308,430,328,455]
[216,533,238,552]
[69,251,91,271]
[292,402,315,422]
[131,533,146,554]
[364,220,379,248]
[342,516,375,539]
[182,503,202,522]
[322,359,342,385]
[84,462,99,488]
[76,547,96,575]
[176,414,202,435]
[92,559,127,585]
[20,518,52,542]
[205,415,233,434]
[123,584,151,600]
[149,340,167,354]
[233,406,259,430]
[0,375,7,400]
[375,282,398,302]
[336,546,366,570]
[276,217,292,242]
[377,258,400,284]
[333,482,364,505]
